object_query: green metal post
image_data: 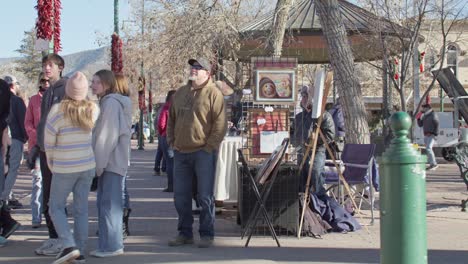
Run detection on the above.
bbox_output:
[378,112,427,264]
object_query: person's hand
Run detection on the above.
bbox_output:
[415,111,423,120]
[96,168,104,177]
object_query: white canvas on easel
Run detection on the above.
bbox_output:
[312,69,326,119]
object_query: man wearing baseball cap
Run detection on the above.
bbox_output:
[167,57,227,248]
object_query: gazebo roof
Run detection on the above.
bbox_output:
[236,0,417,63]
[240,0,406,36]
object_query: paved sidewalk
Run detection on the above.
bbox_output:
[1,141,467,263]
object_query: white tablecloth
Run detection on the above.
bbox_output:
[214,136,243,201]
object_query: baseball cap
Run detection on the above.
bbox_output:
[188,58,212,73]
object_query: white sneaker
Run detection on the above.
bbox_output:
[35,239,57,255]
[41,239,63,256]
[90,248,124,258]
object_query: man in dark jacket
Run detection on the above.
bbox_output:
[328,98,345,158]
[417,103,439,170]
[0,78,21,242]
[294,86,335,195]
[1,75,27,208]
[34,53,68,256]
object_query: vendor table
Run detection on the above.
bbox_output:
[214,136,243,201]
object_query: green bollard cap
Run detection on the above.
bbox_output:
[379,112,427,164]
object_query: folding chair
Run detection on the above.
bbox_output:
[323,143,377,224]
[237,138,289,247]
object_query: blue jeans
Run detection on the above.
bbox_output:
[300,148,326,195]
[31,158,43,224]
[173,149,216,238]
[122,176,130,209]
[49,168,94,253]
[424,135,437,166]
[96,171,124,252]
[154,136,166,172]
[160,136,173,189]
[1,139,23,201]
[0,145,4,197]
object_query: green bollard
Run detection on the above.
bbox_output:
[378,112,428,264]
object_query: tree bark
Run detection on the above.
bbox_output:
[268,0,293,57]
[315,0,370,144]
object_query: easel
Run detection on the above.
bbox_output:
[297,71,364,238]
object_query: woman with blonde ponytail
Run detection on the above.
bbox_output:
[44,72,99,264]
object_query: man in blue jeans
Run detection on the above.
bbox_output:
[167,57,227,248]
[1,75,27,208]
[417,103,440,171]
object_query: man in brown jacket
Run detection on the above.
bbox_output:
[167,57,227,248]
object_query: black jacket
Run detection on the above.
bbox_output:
[0,80,10,146]
[8,93,28,143]
[294,110,335,150]
[417,109,439,136]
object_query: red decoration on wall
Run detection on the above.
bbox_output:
[111,33,123,73]
[148,90,153,113]
[393,58,399,80]
[138,77,146,111]
[419,51,425,73]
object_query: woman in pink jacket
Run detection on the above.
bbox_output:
[24,73,49,228]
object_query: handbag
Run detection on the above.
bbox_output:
[90,176,98,192]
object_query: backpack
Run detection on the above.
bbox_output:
[299,194,330,238]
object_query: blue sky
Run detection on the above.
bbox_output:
[0,0,130,58]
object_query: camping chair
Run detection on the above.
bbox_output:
[237,138,289,247]
[323,143,377,224]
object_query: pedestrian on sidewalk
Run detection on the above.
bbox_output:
[35,53,68,256]
[91,69,132,258]
[45,72,99,264]
[417,103,439,171]
[0,78,20,243]
[158,90,176,192]
[1,75,27,209]
[153,104,166,176]
[25,72,50,228]
[167,57,227,248]
[115,73,132,239]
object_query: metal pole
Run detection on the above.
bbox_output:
[379,112,427,264]
[149,72,154,143]
[114,0,119,34]
[412,41,420,141]
[137,0,145,150]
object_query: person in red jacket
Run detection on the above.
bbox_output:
[158,90,176,192]
[25,73,50,228]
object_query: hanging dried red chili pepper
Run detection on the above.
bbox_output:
[53,0,62,53]
[111,33,123,73]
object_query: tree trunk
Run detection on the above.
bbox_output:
[315,0,370,144]
[268,0,293,57]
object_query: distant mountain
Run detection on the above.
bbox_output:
[0,47,110,97]
[61,47,110,77]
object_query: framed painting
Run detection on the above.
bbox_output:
[255,70,296,103]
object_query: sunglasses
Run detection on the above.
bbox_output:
[40,79,49,83]
[191,64,204,70]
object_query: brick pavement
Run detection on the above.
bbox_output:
[0,141,467,264]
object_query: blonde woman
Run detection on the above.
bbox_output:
[114,73,132,239]
[44,72,99,264]
[91,70,132,257]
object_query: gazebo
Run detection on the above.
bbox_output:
[237,0,414,64]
